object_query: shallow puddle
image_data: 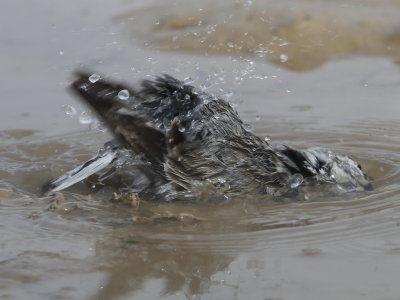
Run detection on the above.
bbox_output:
[1,0,400,299]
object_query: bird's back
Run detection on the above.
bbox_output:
[44,72,370,199]
[70,72,293,196]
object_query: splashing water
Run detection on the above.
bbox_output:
[79,111,94,125]
[89,73,101,83]
[61,104,77,117]
[280,54,288,63]
[118,89,130,100]
[289,173,304,188]
[243,123,253,132]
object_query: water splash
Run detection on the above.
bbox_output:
[243,124,253,132]
[118,90,130,101]
[89,73,100,83]
[288,173,304,189]
[280,54,288,63]
[61,105,77,117]
[79,111,94,125]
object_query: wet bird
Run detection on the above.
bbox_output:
[44,72,371,200]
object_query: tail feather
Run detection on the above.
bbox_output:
[43,147,119,195]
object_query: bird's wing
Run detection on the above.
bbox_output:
[70,72,168,172]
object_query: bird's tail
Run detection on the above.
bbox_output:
[43,144,119,195]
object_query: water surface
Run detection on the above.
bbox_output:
[1,0,400,299]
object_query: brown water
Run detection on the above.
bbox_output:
[121,0,400,71]
[1,0,400,299]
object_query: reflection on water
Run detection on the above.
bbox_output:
[117,0,400,70]
[94,236,233,299]
[1,117,400,298]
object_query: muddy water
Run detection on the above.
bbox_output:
[120,0,400,71]
[1,0,400,299]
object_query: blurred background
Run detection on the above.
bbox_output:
[2,0,400,133]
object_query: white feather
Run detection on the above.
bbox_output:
[48,150,117,193]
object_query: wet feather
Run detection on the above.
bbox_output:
[44,72,372,199]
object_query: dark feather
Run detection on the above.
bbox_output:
[44,71,371,197]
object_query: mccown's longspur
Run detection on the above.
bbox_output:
[44,72,371,200]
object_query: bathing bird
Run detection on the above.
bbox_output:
[44,72,371,200]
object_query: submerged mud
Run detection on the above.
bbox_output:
[117,0,400,71]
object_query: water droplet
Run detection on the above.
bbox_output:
[221,90,234,101]
[61,105,77,117]
[286,88,292,93]
[264,136,271,142]
[243,124,253,132]
[289,173,303,188]
[280,53,288,63]
[89,73,100,83]
[95,122,107,133]
[118,89,130,100]
[183,77,194,84]
[178,125,186,133]
[89,120,105,132]
[147,57,158,65]
[214,114,221,120]
[255,49,270,58]
[79,111,93,124]
[59,50,64,56]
